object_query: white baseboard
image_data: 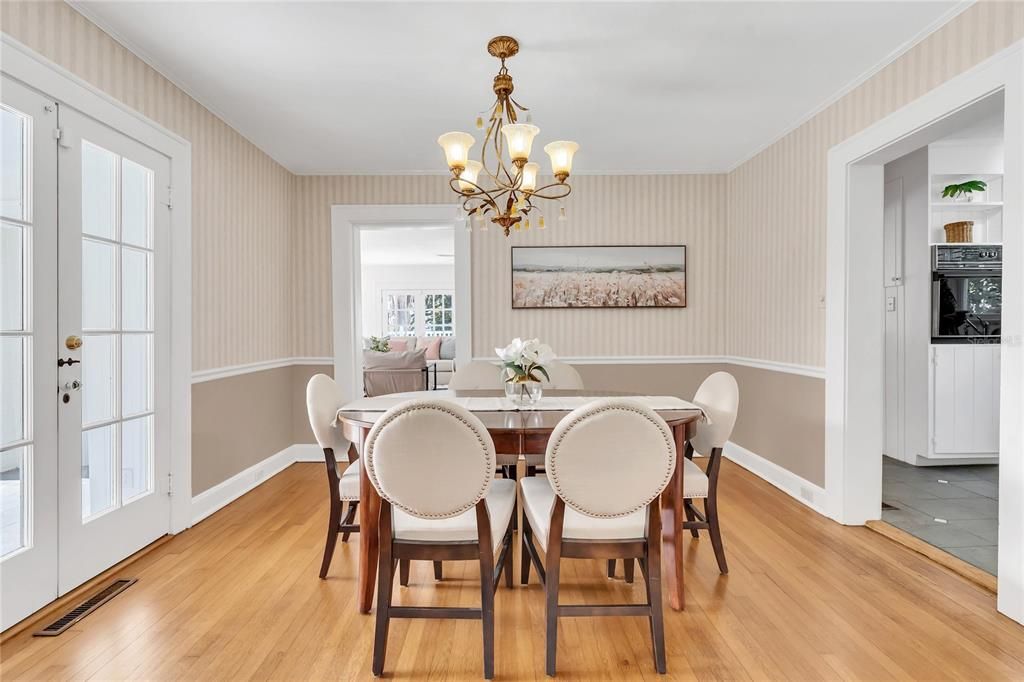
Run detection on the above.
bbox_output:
[292,444,328,462]
[724,441,828,515]
[190,444,308,525]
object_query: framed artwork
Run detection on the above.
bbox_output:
[511,245,686,309]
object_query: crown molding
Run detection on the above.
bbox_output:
[723,0,976,172]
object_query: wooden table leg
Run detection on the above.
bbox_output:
[660,423,686,610]
[356,428,380,614]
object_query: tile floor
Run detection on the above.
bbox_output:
[882,456,998,575]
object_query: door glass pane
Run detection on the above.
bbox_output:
[82,334,117,425]
[83,239,116,330]
[0,446,27,557]
[121,159,152,248]
[1,106,27,222]
[1,222,25,331]
[82,142,116,240]
[121,248,150,331]
[82,424,116,519]
[122,334,151,416]
[0,337,25,446]
[121,415,151,502]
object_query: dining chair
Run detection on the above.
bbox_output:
[306,373,362,579]
[519,399,675,676]
[364,399,516,680]
[446,360,504,390]
[680,371,739,574]
[608,371,739,580]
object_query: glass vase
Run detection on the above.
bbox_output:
[505,380,543,407]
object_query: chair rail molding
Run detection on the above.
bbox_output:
[825,39,1023,624]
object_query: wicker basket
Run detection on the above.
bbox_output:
[944,221,974,243]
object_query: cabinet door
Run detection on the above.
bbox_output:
[932,345,1000,455]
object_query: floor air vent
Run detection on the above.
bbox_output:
[34,578,137,637]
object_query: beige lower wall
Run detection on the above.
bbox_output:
[191,366,297,494]
[194,360,824,496]
[576,363,825,486]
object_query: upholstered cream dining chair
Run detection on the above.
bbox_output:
[609,371,739,580]
[306,373,361,578]
[446,360,504,390]
[519,399,675,676]
[364,399,516,680]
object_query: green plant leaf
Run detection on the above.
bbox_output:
[535,366,551,382]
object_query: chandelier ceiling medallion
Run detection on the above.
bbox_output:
[437,36,579,237]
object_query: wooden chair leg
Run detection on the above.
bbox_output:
[623,559,635,584]
[372,508,395,677]
[520,515,532,585]
[545,499,565,677]
[647,508,667,674]
[341,501,358,542]
[607,559,616,578]
[319,499,341,579]
[503,528,514,589]
[399,559,410,587]
[433,561,443,580]
[684,499,699,538]
[705,498,728,574]
[480,555,496,679]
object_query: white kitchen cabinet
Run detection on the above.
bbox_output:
[931,344,1001,456]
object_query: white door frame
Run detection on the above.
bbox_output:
[2,36,193,535]
[331,204,471,402]
[825,40,1023,622]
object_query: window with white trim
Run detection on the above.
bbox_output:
[381,290,454,337]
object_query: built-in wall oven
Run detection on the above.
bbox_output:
[932,245,1002,342]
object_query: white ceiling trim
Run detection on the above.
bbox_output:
[67,0,974,177]
[722,0,975,172]
[65,0,291,171]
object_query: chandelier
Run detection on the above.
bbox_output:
[437,36,579,237]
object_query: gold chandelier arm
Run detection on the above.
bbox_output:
[524,182,572,201]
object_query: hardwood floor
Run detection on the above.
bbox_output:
[3,460,1024,680]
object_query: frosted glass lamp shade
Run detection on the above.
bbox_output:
[544,141,579,181]
[458,160,483,193]
[500,123,540,163]
[521,162,540,192]
[437,131,475,171]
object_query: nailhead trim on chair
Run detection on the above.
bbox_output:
[365,400,495,519]
[546,401,676,518]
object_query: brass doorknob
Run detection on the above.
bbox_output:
[65,335,83,350]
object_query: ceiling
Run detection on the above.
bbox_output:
[360,226,454,266]
[71,1,966,174]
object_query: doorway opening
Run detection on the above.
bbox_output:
[357,224,458,391]
[881,94,1004,577]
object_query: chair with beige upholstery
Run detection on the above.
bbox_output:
[519,399,675,675]
[446,360,503,390]
[365,399,516,680]
[610,371,739,579]
[681,371,739,573]
[306,373,361,578]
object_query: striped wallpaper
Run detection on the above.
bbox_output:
[1,1,295,372]
[726,1,1024,368]
[292,174,729,359]
[5,1,1023,374]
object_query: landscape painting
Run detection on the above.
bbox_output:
[511,246,686,309]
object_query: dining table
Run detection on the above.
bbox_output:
[335,388,703,614]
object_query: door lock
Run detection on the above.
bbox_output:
[64,380,82,391]
[57,357,81,367]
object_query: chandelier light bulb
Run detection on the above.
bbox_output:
[501,123,540,164]
[544,141,579,182]
[558,205,568,223]
[538,215,546,230]
[521,162,539,193]
[458,160,483,193]
[437,131,475,171]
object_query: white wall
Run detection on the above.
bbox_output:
[360,263,454,338]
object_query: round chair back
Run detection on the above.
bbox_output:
[364,399,496,519]
[542,361,584,389]
[691,372,739,455]
[446,360,504,390]
[306,373,347,451]
[545,399,676,518]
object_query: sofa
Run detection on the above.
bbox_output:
[364,335,455,389]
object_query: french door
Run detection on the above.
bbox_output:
[1,77,172,629]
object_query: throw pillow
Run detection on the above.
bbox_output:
[416,336,442,360]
